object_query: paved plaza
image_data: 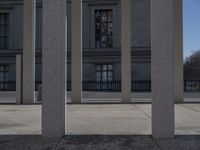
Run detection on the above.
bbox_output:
[0,104,200,135]
[0,104,200,149]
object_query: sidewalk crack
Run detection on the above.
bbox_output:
[179,104,200,114]
[151,136,163,150]
[53,138,64,150]
[133,104,151,119]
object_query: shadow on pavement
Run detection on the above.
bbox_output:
[0,135,200,150]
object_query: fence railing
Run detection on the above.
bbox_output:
[184,80,200,93]
[35,81,42,91]
[67,80,150,92]
[0,81,16,91]
[1,80,200,93]
[82,81,121,92]
[132,80,151,92]
[0,81,42,91]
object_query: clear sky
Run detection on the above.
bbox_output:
[183,0,200,58]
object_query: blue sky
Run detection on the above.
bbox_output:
[183,0,200,58]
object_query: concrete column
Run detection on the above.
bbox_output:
[175,0,183,103]
[16,55,22,104]
[42,0,67,138]
[22,0,36,104]
[71,0,82,104]
[121,0,131,103]
[151,0,175,138]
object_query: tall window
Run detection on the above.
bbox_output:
[0,65,9,89]
[0,13,9,49]
[95,10,113,48]
[96,64,113,90]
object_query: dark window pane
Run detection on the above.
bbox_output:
[6,14,9,24]
[101,36,107,47]
[102,71,107,81]
[0,38,5,48]
[5,73,8,78]
[102,65,107,70]
[108,72,113,81]
[5,26,9,36]
[107,11,113,22]
[107,36,113,48]
[0,15,5,25]
[0,27,5,36]
[96,23,101,34]
[5,65,8,71]
[95,11,101,22]
[108,65,113,70]
[96,41,101,48]
[0,65,9,84]
[101,11,107,22]
[108,23,112,36]
[101,23,107,35]
[5,37,9,49]
[96,35,101,48]
[0,66,3,71]
[96,64,114,90]
[96,35,101,41]
[95,10,113,48]
[96,65,101,70]
[0,13,9,49]
[0,73,3,79]
[96,72,101,81]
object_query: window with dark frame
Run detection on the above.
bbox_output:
[96,64,114,90]
[0,65,9,90]
[95,10,113,48]
[0,13,9,49]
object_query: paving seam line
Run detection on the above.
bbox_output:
[53,138,64,150]
[151,136,163,150]
[179,104,200,114]
[132,104,151,119]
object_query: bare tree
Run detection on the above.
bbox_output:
[184,49,200,80]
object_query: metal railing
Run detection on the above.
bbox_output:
[184,80,200,93]
[0,81,16,91]
[35,81,42,91]
[132,80,151,92]
[1,80,200,93]
[82,81,121,92]
[67,80,150,92]
[0,81,42,91]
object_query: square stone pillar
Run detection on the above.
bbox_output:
[151,0,175,138]
[175,0,183,103]
[16,55,22,104]
[42,0,67,138]
[22,0,36,104]
[121,0,131,103]
[71,0,82,104]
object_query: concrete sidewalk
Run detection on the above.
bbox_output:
[0,104,200,135]
[0,104,200,149]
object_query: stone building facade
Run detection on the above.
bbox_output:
[0,0,151,91]
[0,0,183,138]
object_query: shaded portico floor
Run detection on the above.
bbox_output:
[0,104,200,135]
